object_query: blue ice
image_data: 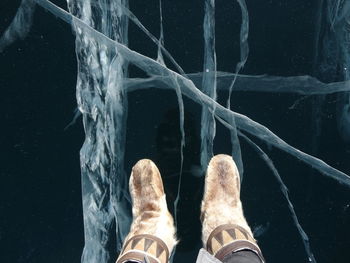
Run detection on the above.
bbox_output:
[1,1,350,263]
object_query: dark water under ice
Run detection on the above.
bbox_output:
[0,0,349,263]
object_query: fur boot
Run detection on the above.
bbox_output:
[201,154,264,262]
[116,159,177,263]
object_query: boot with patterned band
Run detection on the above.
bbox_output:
[116,159,177,263]
[201,155,265,262]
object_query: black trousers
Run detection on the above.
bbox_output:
[222,250,262,263]
[125,249,262,263]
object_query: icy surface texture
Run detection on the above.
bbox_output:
[331,0,350,142]
[1,1,350,262]
[0,0,36,52]
[66,0,131,262]
[313,0,350,145]
[200,0,217,172]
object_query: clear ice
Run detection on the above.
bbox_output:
[1,0,350,262]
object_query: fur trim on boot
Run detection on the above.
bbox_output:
[201,154,264,262]
[116,159,177,263]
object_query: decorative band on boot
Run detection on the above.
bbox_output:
[117,234,170,263]
[206,224,265,263]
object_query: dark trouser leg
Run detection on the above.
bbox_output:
[222,250,263,263]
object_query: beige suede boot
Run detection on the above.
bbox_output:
[201,154,264,262]
[116,159,177,263]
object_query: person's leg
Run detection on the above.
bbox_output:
[200,154,264,263]
[116,159,177,263]
[222,250,262,263]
